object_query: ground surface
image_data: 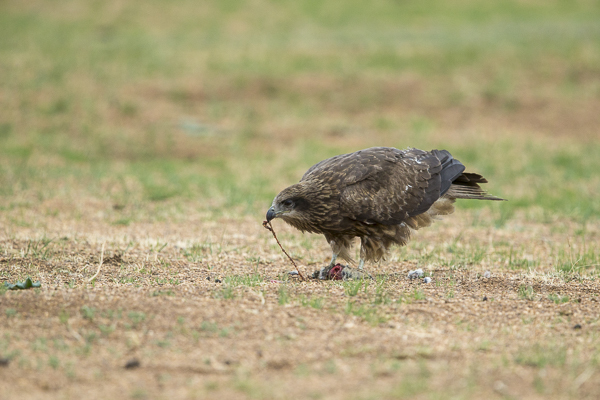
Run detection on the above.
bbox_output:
[1,0,600,399]
[1,216,599,399]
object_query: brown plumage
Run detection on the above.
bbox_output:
[266,147,504,276]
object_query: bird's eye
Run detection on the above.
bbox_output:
[282,199,293,207]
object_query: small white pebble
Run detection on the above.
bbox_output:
[423,277,432,284]
[483,271,491,279]
[408,269,424,279]
[288,271,299,275]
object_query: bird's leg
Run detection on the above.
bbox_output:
[346,241,373,280]
[358,238,368,270]
[329,253,338,268]
[315,238,343,280]
[318,251,339,280]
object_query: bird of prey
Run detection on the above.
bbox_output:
[266,147,504,279]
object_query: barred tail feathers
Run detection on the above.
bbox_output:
[447,173,505,201]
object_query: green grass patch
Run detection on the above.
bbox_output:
[299,295,325,309]
[344,301,388,326]
[278,285,290,305]
[548,294,569,304]
[518,285,535,301]
[515,344,567,368]
[223,274,264,287]
[0,0,598,225]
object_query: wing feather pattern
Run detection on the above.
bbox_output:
[302,147,444,226]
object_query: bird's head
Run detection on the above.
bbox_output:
[265,180,334,233]
[266,183,312,224]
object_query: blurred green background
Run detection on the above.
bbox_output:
[1,0,599,226]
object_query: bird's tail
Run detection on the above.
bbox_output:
[431,149,465,196]
[446,173,505,201]
[431,149,505,201]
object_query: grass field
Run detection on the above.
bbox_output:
[1,0,600,398]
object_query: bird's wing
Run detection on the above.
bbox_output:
[302,147,396,185]
[335,147,446,225]
[301,153,348,182]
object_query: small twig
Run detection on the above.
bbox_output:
[250,289,266,305]
[263,221,305,281]
[68,323,85,344]
[88,242,106,282]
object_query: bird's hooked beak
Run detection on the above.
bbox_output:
[266,206,277,222]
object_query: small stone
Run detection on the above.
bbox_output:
[215,279,222,283]
[483,296,488,301]
[574,324,582,330]
[483,271,491,279]
[493,380,508,395]
[124,358,140,369]
[0,358,9,367]
[288,271,299,276]
[423,277,432,284]
[408,269,424,279]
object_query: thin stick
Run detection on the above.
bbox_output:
[263,221,305,281]
[68,323,85,344]
[88,242,106,282]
